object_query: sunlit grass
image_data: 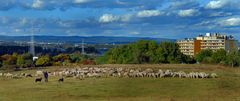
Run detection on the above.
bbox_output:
[0,64,239,101]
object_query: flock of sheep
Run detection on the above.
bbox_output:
[0,67,218,80]
[45,67,218,79]
[0,72,33,79]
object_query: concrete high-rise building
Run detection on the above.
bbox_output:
[177,33,238,57]
[177,38,195,56]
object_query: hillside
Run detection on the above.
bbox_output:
[0,36,175,44]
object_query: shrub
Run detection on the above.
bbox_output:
[36,55,51,67]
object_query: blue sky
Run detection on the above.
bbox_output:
[0,0,240,39]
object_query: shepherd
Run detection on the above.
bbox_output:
[43,71,49,82]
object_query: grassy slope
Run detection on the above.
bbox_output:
[0,64,240,101]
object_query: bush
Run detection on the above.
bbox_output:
[69,53,82,63]
[225,50,240,67]
[0,56,2,68]
[16,53,33,68]
[1,54,17,66]
[82,60,96,65]
[36,55,51,67]
[16,56,25,68]
[53,54,70,62]
[52,61,62,66]
[202,57,213,64]
[195,49,240,67]
[1,54,18,69]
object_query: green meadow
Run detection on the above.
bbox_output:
[0,64,240,101]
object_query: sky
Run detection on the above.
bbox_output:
[0,0,240,39]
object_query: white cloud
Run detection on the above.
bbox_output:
[99,10,163,23]
[137,10,162,18]
[116,0,127,5]
[73,0,92,4]
[178,9,200,17]
[15,29,21,33]
[209,12,232,17]
[220,17,240,26]
[206,0,229,9]
[99,14,132,23]
[99,14,120,23]
[130,31,140,35]
[32,0,44,9]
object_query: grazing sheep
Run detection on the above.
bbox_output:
[178,71,187,78]
[35,77,42,82]
[188,72,195,78]
[36,71,43,77]
[74,74,84,80]
[164,70,173,77]
[160,73,165,78]
[12,74,22,79]
[199,72,208,78]
[5,73,13,78]
[123,72,129,78]
[210,73,218,78]
[37,67,218,80]
[26,74,33,77]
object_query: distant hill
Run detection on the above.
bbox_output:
[0,36,175,44]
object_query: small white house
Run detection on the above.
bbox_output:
[33,56,39,61]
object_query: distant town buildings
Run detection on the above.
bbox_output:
[177,33,238,57]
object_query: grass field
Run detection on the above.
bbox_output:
[0,64,240,101]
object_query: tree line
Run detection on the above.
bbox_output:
[1,40,240,70]
[0,46,99,56]
[195,49,240,67]
[98,40,240,67]
[97,40,195,64]
[0,52,96,70]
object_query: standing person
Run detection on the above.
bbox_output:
[43,71,48,82]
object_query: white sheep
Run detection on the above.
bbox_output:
[210,73,218,78]
[5,73,13,78]
[36,70,43,77]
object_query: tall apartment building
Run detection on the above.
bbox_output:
[177,38,195,56]
[177,33,238,57]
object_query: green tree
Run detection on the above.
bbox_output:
[211,49,227,64]
[182,55,196,64]
[134,40,151,63]
[159,42,184,63]
[53,54,70,62]
[16,53,33,68]
[23,53,33,67]
[36,55,51,67]
[69,52,82,63]
[1,54,18,69]
[195,49,213,63]
[226,50,240,67]
[2,54,17,65]
[53,54,70,65]
[155,47,166,63]
[16,55,25,68]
